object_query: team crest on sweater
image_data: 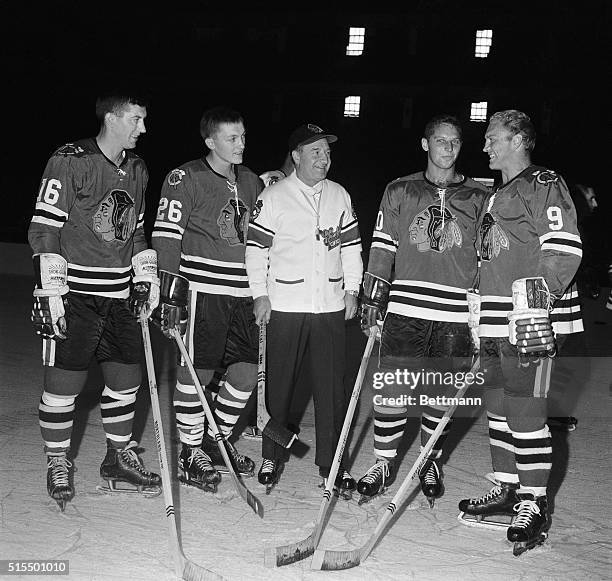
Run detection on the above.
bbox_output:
[167,169,186,187]
[479,212,509,261]
[319,211,343,251]
[217,197,249,245]
[92,190,136,243]
[533,169,558,185]
[409,205,462,252]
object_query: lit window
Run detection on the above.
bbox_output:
[475,29,493,58]
[473,177,494,189]
[346,27,365,56]
[470,102,488,122]
[344,96,361,118]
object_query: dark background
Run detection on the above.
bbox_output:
[2,0,609,255]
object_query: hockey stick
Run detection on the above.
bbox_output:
[140,319,224,581]
[257,322,298,448]
[311,356,481,571]
[172,329,264,519]
[264,329,377,567]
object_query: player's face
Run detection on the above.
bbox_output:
[294,138,331,186]
[422,123,462,170]
[112,104,147,150]
[93,196,115,234]
[483,122,514,171]
[208,122,246,166]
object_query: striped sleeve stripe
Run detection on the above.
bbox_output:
[340,221,360,244]
[247,222,274,248]
[371,231,398,251]
[540,231,582,256]
[246,240,266,249]
[341,218,358,232]
[31,215,64,228]
[341,238,362,249]
[153,221,185,236]
[34,202,68,219]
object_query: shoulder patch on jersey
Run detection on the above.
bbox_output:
[55,144,85,157]
[251,199,263,221]
[168,169,186,187]
[532,169,559,185]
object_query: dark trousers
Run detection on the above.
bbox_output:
[263,310,346,469]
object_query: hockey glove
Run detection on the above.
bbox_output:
[360,272,390,336]
[508,277,556,366]
[129,249,160,320]
[31,253,69,340]
[154,270,190,339]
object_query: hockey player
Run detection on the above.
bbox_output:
[458,110,582,556]
[152,106,262,492]
[246,123,363,494]
[29,91,161,511]
[358,115,488,507]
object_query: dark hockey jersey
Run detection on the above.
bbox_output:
[477,166,583,337]
[368,172,488,322]
[28,138,148,299]
[152,158,263,297]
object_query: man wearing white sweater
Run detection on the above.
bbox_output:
[245,123,363,492]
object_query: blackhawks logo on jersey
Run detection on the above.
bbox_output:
[168,169,186,187]
[479,212,509,261]
[218,197,249,246]
[533,169,558,185]
[93,190,136,243]
[251,199,263,221]
[56,144,85,157]
[409,204,462,253]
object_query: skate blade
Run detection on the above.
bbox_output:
[357,487,387,506]
[512,532,548,556]
[217,466,254,478]
[97,481,161,498]
[178,474,219,494]
[457,511,513,530]
[318,480,354,501]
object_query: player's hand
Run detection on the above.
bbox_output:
[360,303,382,337]
[344,292,358,320]
[154,304,188,339]
[32,292,69,340]
[254,296,272,325]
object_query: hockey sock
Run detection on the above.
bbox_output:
[420,406,452,457]
[207,380,252,439]
[513,426,551,493]
[174,381,205,446]
[100,385,138,448]
[373,407,407,460]
[39,391,76,454]
[488,412,519,484]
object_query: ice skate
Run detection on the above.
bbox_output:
[357,459,395,505]
[98,441,162,497]
[547,416,578,432]
[458,482,519,530]
[418,458,444,508]
[319,468,356,501]
[202,435,255,477]
[47,453,74,511]
[242,425,262,440]
[507,494,550,556]
[178,444,221,493]
[258,458,283,494]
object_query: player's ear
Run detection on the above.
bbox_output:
[511,133,523,150]
[205,136,215,150]
[421,137,429,152]
[291,149,300,166]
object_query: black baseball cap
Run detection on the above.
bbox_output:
[288,123,338,152]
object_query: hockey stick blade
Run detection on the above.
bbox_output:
[173,329,264,519]
[256,323,300,449]
[140,320,225,581]
[265,330,377,567]
[312,356,481,570]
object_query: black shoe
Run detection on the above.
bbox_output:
[202,434,255,476]
[258,458,281,485]
[178,444,221,492]
[459,482,520,516]
[357,459,395,498]
[418,458,444,505]
[100,441,161,488]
